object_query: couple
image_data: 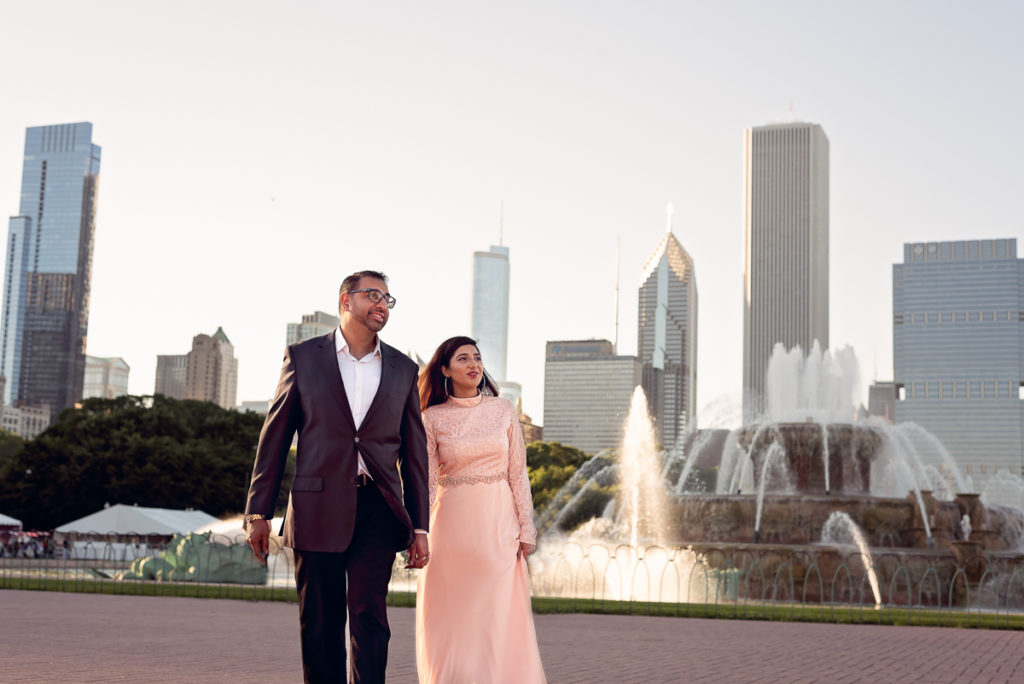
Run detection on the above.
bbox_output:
[244,270,546,683]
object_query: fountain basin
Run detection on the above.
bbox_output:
[666,492,1008,550]
[738,423,883,494]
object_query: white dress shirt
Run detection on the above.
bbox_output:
[335,327,427,536]
[335,327,382,477]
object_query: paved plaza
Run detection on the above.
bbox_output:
[2,590,1023,683]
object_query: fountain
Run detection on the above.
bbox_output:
[531,342,1024,609]
[821,511,882,609]
[616,387,669,548]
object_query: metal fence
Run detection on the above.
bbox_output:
[3,534,1023,626]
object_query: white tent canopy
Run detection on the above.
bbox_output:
[0,512,22,529]
[55,504,217,536]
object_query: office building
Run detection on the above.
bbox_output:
[867,381,897,423]
[154,355,187,399]
[237,400,270,415]
[472,245,510,382]
[638,229,698,448]
[1,123,101,413]
[82,356,130,399]
[0,402,51,440]
[743,121,829,420]
[893,239,1024,478]
[0,374,48,438]
[184,327,238,410]
[543,339,641,454]
[286,311,338,346]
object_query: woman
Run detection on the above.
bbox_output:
[414,336,546,684]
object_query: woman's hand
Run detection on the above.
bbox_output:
[516,541,536,562]
[406,533,430,569]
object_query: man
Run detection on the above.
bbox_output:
[244,270,430,683]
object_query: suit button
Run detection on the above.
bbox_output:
[354,437,360,443]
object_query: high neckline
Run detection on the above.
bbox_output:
[448,393,485,408]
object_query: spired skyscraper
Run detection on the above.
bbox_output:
[743,121,829,420]
[638,216,698,449]
[1,123,101,412]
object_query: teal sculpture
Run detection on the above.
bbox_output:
[118,532,268,584]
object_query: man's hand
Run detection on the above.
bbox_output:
[406,533,430,569]
[246,519,270,565]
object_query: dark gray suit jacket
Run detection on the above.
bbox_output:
[244,331,429,553]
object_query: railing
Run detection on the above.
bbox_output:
[4,535,1023,626]
[528,541,1024,626]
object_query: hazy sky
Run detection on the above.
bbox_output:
[1,1,1021,427]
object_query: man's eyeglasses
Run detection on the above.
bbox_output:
[347,288,397,309]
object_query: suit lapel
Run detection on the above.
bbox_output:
[322,331,356,429]
[361,342,397,428]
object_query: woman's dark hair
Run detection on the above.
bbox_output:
[418,336,499,411]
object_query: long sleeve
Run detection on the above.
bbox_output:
[505,400,537,545]
[425,414,439,510]
[245,346,301,517]
[398,372,430,532]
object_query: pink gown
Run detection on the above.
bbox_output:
[416,395,546,684]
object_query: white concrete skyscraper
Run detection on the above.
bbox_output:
[638,213,698,449]
[471,244,510,383]
[743,121,829,420]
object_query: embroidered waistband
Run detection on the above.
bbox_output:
[437,471,508,487]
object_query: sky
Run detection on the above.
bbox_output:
[0,1,1021,428]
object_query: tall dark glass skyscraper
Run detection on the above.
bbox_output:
[1,122,101,413]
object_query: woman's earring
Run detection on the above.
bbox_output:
[443,376,450,398]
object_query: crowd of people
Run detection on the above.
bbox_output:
[0,532,55,558]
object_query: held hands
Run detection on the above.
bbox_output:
[246,519,271,565]
[517,541,536,562]
[406,533,430,569]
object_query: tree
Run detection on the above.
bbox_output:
[0,430,24,475]
[525,441,590,510]
[0,395,269,530]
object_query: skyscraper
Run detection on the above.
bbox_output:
[471,245,510,383]
[638,226,698,448]
[893,239,1024,478]
[743,121,829,420]
[543,339,641,454]
[286,310,339,346]
[1,123,101,412]
[184,327,238,410]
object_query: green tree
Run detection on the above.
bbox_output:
[0,395,268,530]
[525,441,590,510]
[0,430,24,475]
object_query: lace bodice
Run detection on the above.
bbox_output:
[422,395,537,544]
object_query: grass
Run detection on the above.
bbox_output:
[3,576,1023,629]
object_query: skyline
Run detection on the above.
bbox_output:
[1,2,1022,427]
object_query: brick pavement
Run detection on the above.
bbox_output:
[1,590,1023,683]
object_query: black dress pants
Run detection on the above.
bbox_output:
[293,484,404,684]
